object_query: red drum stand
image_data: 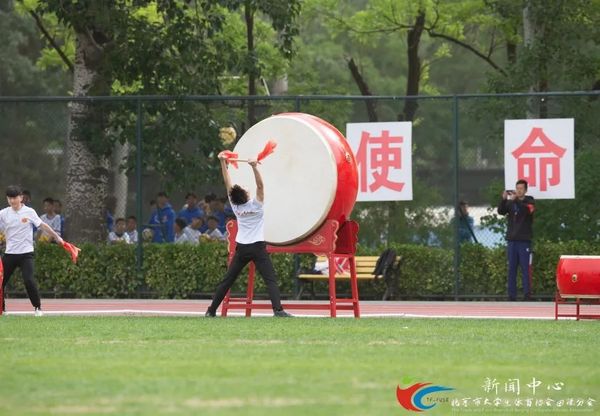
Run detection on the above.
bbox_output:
[221,219,360,318]
[555,255,600,320]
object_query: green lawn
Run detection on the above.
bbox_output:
[0,316,598,415]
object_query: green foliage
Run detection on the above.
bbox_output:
[459,243,506,296]
[24,1,301,189]
[6,240,599,300]
[3,242,304,299]
[460,240,600,297]
[480,145,600,244]
[487,0,600,93]
[0,3,70,204]
[392,243,454,296]
[143,243,229,298]
[532,146,600,242]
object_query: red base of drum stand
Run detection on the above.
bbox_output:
[554,292,600,320]
[554,256,600,320]
[221,219,360,318]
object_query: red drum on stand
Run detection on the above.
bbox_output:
[230,112,358,245]
[556,255,600,298]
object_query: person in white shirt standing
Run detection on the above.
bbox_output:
[38,197,62,240]
[205,155,292,318]
[1,185,63,316]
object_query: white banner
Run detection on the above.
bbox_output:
[346,122,413,201]
[504,118,575,199]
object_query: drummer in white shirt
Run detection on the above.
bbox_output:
[1,185,64,316]
[205,155,292,317]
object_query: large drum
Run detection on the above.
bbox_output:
[229,112,358,245]
[556,255,600,297]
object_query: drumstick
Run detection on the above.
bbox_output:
[223,141,277,164]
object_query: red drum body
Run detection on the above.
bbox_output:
[230,112,358,245]
[556,255,600,298]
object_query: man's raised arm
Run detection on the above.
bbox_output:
[219,154,233,193]
[249,159,264,203]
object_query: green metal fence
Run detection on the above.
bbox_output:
[0,91,598,299]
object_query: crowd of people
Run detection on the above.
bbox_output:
[106,191,233,246]
[0,190,232,248]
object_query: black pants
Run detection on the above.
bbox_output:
[2,252,41,311]
[208,241,283,313]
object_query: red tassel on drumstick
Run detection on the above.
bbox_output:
[256,140,277,162]
[222,140,277,167]
[62,241,81,264]
[218,150,239,168]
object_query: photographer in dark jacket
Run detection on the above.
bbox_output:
[498,179,535,301]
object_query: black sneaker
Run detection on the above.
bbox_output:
[273,309,293,318]
[205,309,216,318]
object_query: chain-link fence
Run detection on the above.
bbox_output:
[1,92,598,299]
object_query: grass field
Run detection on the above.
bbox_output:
[1,316,599,415]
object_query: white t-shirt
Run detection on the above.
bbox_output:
[185,226,202,243]
[126,230,138,244]
[0,205,43,254]
[203,227,225,241]
[231,198,264,244]
[108,231,130,244]
[40,213,62,236]
[174,228,197,244]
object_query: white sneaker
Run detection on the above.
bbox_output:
[34,307,44,317]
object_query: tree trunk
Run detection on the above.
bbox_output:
[112,140,129,219]
[271,76,288,95]
[523,1,547,118]
[347,57,378,122]
[392,11,425,243]
[506,41,517,65]
[245,1,257,126]
[399,11,425,122]
[64,30,110,243]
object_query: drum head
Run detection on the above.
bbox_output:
[230,114,337,245]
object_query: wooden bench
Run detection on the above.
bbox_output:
[296,255,401,300]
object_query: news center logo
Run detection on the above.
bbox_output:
[396,377,454,412]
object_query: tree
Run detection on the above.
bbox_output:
[0,1,70,208]
[28,1,226,242]
[23,0,303,242]
[218,0,300,127]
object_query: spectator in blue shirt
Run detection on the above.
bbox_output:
[458,201,475,243]
[209,197,227,233]
[150,192,176,243]
[178,192,204,225]
[105,195,117,232]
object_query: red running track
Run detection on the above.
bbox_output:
[4,298,600,319]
